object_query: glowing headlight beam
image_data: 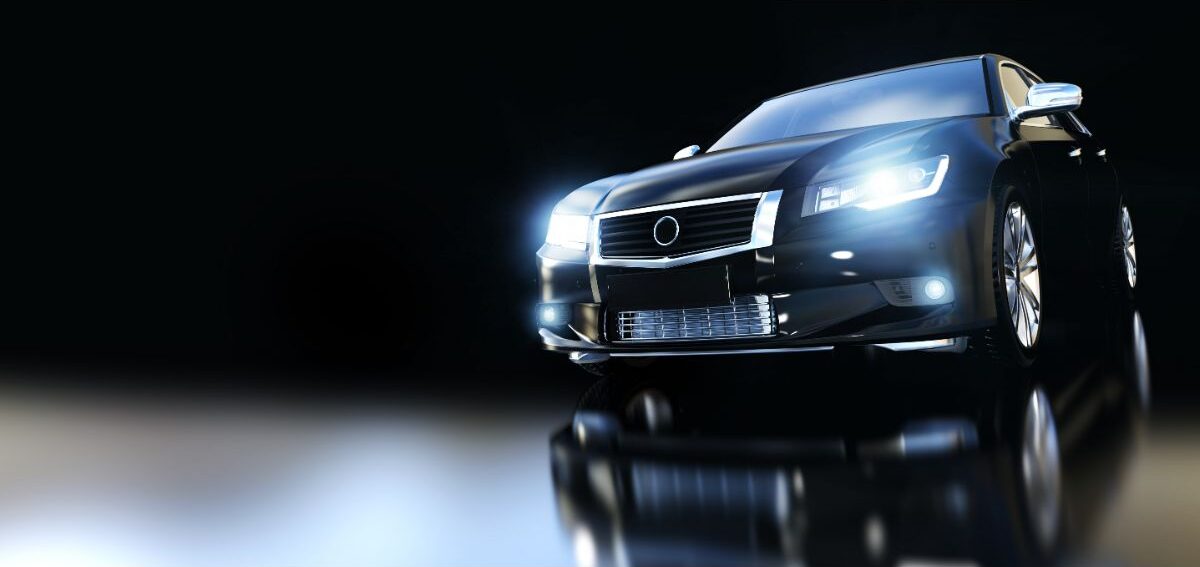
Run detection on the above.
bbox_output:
[803,155,950,216]
[545,213,591,250]
[856,155,950,211]
[864,171,900,196]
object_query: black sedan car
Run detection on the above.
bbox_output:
[536,54,1136,372]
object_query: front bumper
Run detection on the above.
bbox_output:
[536,198,994,357]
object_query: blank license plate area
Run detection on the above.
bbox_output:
[606,265,731,312]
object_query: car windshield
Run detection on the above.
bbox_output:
[709,60,990,152]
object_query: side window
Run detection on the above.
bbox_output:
[999,65,1054,127]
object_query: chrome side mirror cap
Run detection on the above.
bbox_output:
[1015,82,1082,121]
[673,144,701,160]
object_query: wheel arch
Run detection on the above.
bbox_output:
[989,149,1043,231]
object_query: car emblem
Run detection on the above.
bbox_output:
[652,215,680,246]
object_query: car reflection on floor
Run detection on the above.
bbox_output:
[550,307,1151,567]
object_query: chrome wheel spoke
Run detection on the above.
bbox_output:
[1020,255,1038,277]
[1022,263,1041,302]
[1020,235,1036,265]
[1006,275,1019,314]
[1021,288,1035,343]
[1015,294,1029,343]
[1021,281,1041,313]
[1022,284,1041,343]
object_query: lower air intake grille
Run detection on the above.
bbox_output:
[614,295,776,342]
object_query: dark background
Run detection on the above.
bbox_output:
[10,5,1196,395]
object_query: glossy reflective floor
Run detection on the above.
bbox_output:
[553,308,1169,567]
[0,307,1195,566]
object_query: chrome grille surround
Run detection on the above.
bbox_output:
[599,198,759,259]
[614,295,776,342]
[589,190,783,270]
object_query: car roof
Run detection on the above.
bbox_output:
[766,54,1013,101]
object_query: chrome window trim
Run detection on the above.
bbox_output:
[588,190,783,269]
[1016,122,1062,130]
[1065,111,1092,136]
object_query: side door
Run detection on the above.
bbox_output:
[1064,112,1121,265]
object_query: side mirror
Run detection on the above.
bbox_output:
[673,145,701,160]
[1014,82,1082,121]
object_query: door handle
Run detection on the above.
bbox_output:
[1068,147,1082,158]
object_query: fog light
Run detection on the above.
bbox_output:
[875,277,954,306]
[537,303,570,327]
[924,279,947,301]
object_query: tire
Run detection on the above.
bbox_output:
[577,361,613,377]
[976,186,1041,367]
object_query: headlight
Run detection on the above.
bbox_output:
[545,213,591,250]
[802,155,949,216]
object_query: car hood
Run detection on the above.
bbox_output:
[556,117,962,216]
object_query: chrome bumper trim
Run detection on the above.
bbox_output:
[873,337,967,353]
[540,330,967,359]
[568,351,610,365]
[610,346,833,357]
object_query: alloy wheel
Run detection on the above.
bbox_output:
[1121,205,1137,288]
[1003,202,1041,349]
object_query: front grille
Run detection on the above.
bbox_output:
[614,295,776,342]
[599,197,760,259]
